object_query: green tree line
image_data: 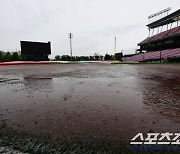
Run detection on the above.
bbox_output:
[54,52,123,61]
[0,51,22,62]
[0,50,123,62]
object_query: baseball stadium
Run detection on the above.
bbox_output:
[0,3,180,154]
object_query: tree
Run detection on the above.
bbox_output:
[104,54,113,60]
[1,52,12,62]
[114,52,123,61]
[0,51,3,61]
[12,52,19,61]
[74,56,80,61]
[99,55,104,60]
[61,55,71,61]
[94,53,100,61]
[0,51,22,62]
[55,55,61,61]
[89,56,95,61]
[79,56,90,61]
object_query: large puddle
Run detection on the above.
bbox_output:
[0,64,180,141]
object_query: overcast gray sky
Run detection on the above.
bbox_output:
[0,0,180,58]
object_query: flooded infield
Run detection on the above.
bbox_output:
[0,63,180,142]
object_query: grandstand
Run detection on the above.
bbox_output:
[122,8,180,62]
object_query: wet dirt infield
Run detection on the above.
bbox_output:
[0,63,180,142]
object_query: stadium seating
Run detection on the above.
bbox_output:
[135,10,180,62]
[122,48,180,62]
[140,26,180,44]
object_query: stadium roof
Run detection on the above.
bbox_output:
[147,9,180,29]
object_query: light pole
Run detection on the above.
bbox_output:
[69,33,73,60]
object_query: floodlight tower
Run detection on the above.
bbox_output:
[69,33,73,60]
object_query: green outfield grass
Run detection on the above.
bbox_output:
[0,129,178,154]
[0,129,127,154]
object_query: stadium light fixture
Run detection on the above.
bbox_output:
[148,7,171,19]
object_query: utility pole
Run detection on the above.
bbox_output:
[114,36,116,61]
[69,33,73,60]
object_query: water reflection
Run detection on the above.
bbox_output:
[23,77,53,93]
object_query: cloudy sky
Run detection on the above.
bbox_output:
[0,0,180,58]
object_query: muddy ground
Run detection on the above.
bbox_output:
[0,63,180,142]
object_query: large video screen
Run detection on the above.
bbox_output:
[20,41,51,54]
